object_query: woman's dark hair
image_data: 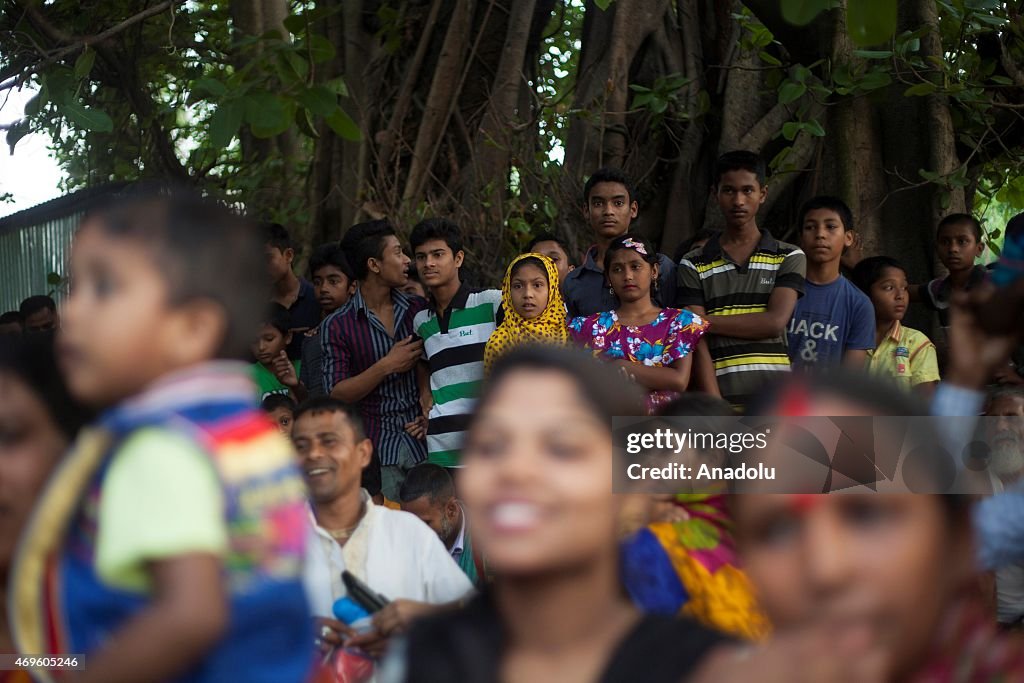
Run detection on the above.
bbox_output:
[509,256,549,283]
[851,255,907,296]
[749,370,928,417]
[0,334,91,440]
[479,345,646,426]
[603,234,659,273]
[659,392,735,417]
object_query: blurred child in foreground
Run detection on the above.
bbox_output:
[11,187,312,683]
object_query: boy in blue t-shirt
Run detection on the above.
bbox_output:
[787,196,875,371]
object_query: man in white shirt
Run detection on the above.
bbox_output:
[292,397,473,660]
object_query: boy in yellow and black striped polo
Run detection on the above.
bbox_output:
[676,151,805,412]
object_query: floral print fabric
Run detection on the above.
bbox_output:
[569,307,708,413]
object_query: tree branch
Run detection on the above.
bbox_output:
[1,1,185,92]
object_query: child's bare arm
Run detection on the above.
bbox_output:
[73,554,227,683]
[705,287,799,340]
[682,305,721,397]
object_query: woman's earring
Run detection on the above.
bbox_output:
[608,285,615,297]
[653,278,660,294]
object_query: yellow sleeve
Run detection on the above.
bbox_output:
[909,336,940,385]
[95,427,229,593]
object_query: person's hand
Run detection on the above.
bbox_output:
[947,286,1020,389]
[370,599,435,637]
[614,360,636,382]
[272,351,299,388]
[690,628,886,683]
[343,629,390,659]
[650,494,691,523]
[404,415,427,439]
[419,391,434,418]
[383,336,424,374]
[314,617,356,654]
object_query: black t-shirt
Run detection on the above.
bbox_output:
[397,594,727,683]
[285,278,322,359]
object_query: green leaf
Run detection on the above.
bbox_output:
[295,106,320,139]
[326,106,361,141]
[758,50,783,66]
[918,168,942,181]
[847,0,897,46]
[61,101,113,132]
[594,0,614,10]
[43,69,76,105]
[793,65,811,83]
[74,48,96,78]
[904,82,937,96]
[46,272,62,286]
[852,49,893,59]
[251,100,295,138]
[805,118,826,136]
[306,35,336,64]
[208,100,244,148]
[778,81,807,104]
[990,75,1015,85]
[858,70,892,90]
[283,14,306,34]
[325,77,349,97]
[781,121,802,140]
[244,90,288,129]
[285,52,309,81]
[297,86,336,116]
[780,0,831,25]
[193,77,227,97]
[939,190,952,210]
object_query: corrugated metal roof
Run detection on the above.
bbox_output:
[0,182,130,235]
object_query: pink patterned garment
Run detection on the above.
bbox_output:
[569,307,709,414]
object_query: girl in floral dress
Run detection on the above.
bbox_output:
[568,234,708,414]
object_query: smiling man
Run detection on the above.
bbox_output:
[561,167,677,319]
[294,397,473,661]
[410,218,501,469]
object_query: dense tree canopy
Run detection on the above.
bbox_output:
[2,0,1023,301]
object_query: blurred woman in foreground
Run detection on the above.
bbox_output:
[382,346,726,683]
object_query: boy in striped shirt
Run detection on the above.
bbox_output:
[411,219,502,468]
[677,151,806,411]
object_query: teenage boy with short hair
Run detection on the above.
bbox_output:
[562,167,677,318]
[677,150,806,411]
[322,220,429,501]
[262,222,320,359]
[787,196,875,371]
[411,218,501,468]
[300,243,356,398]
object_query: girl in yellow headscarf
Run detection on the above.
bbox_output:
[483,253,568,372]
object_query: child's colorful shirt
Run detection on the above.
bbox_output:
[865,321,940,389]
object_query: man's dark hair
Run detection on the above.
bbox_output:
[19,295,56,318]
[0,334,91,439]
[261,221,293,252]
[659,392,736,417]
[90,183,267,360]
[712,150,766,187]
[583,167,636,205]
[294,396,366,440]
[525,231,575,266]
[937,213,983,242]
[261,393,297,413]
[851,255,907,295]
[309,243,355,281]
[798,196,854,233]
[343,219,397,281]
[0,311,23,326]
[399,463,455,505]
[410,218,464,256]
[262,302,292,336]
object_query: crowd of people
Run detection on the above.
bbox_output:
[0,148,1023,682]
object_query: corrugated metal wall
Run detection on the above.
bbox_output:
[0,213,79,312]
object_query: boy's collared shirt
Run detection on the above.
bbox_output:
[413,283,502,467]
[321,287,428,467]
[864,320,940,388]
[787,275,875,371]
[677,230,806,410]
[562,244,678,319]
